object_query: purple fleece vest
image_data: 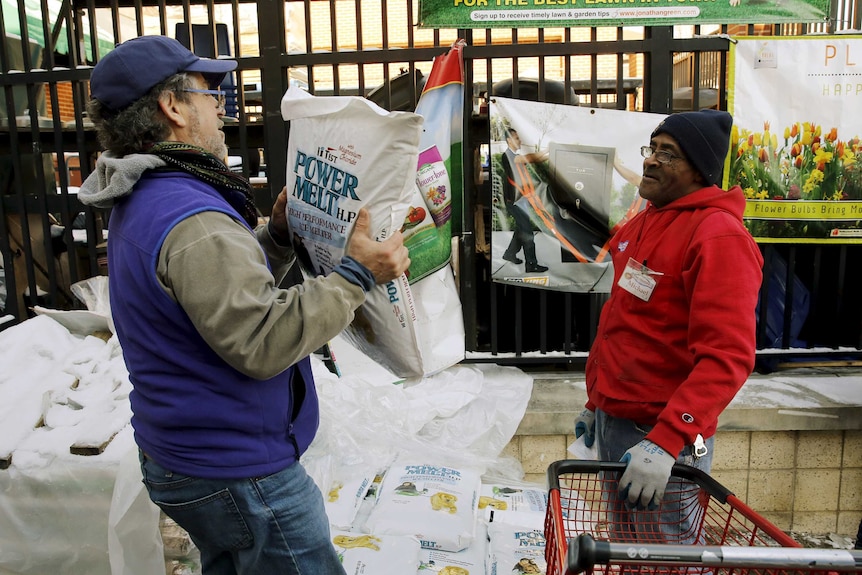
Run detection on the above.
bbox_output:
[108,171,318,479]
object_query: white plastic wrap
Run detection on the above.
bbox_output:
[70,275,114,334]
[32,276,115,337]
[417,518,489,574]
[567,433,599,460]
[0,427,133,575]
[302,348,534,496]
[479,479,549,530]
[107,443,165,575]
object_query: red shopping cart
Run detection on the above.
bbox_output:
[545,460,862,575]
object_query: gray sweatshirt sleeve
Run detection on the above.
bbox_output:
[255,221,297,287]
[156,211,366,380]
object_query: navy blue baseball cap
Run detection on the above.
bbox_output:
[89,35,237,111]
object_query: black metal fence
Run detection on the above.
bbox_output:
[2,0,861,371]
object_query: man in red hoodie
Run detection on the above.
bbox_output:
[575,109,763,542]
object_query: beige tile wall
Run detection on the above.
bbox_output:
[509,429,862,537]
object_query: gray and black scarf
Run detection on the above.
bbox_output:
[149,141,259,229]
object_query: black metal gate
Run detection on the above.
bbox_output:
[2,0,861,370]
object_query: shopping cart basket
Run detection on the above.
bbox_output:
[545,460,861,575]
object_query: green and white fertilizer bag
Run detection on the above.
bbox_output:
[281,86,464,378]
[360,460,481,552]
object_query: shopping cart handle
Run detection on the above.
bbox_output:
[547,460,734,502]
[567,533,862,573]
[566,533,609,575]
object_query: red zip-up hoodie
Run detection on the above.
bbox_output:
[585,185,763,457]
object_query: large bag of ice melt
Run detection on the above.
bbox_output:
[330,529,421,574]
[487,521,547,575]
[362,461,481,552]
[281,86,419,377]
[281,86,462,378]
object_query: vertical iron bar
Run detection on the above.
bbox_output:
[539,290,547,354]
[563,28,572,106]
[490,281,498,354]
[564,292,572,354]
[836,245,847,337]
[589,27,597,108]
[514,285,522,355]
[616,27,624,110]
[782,246,797,348]
[461,31,478,351]
[646,26,673,114]
[757,245,774,349]
[258,0,288,204]
[329,0,339,96]
[355,0,364,95]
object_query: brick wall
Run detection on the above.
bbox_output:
[43,82,77,122]
[712,430,862,536]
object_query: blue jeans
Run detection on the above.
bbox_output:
[595,409,715,546]
[140,451,346,575]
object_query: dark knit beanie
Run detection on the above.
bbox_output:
[650,109,733,186]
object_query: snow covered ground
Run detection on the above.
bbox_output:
[0,310,536,575]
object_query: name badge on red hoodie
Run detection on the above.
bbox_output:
[618,257,663,302]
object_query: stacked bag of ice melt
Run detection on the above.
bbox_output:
[322,462,555,575]
[362,461,481,552]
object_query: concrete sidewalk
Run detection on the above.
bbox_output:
[517,365,862,436]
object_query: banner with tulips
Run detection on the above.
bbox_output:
[728,36,862,243]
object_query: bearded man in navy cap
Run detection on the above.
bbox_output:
[79,36,409,575]
[573,109,763,542]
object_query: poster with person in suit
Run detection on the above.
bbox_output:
[490,97,664,292]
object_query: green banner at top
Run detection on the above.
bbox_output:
[418,0,830,28]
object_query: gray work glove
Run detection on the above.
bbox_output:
[618,439,675,510]
[573,409,596,447]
